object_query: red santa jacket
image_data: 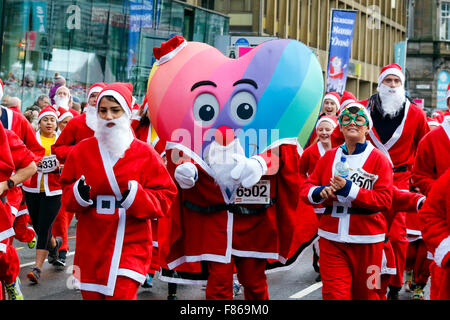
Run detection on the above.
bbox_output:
[412,118,450,196]
[0,124,15,253]
[418,168,450,270]
[22,131,62,196]
[59,136,177,296]
[131,119,166,156]
[299,141,328,214]
[164,140,319,276]
[51,113,94,164]
[300,141,393,243]
[1,106,45,162]
[5,129,36,215]
[331,101,429,188]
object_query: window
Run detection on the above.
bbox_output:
[440,1,450,40]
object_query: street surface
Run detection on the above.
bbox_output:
[14,218,430,301]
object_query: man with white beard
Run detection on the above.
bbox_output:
[59,82,177,300]
[360,64,430,299]
[53,86,79,118]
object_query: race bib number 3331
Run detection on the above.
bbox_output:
[234,180,270,204]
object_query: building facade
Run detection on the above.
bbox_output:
[0,0,229,109]
[190,0,408,102]
[406,0,450,112]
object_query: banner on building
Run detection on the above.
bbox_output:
[394,41,407,71]
[437,70,449,110]
[128,0,154,78]
[325,9,357,95]
[31,2,47,33]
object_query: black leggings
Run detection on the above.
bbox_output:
[24,192,61,250]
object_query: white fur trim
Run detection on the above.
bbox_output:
[0,227,15,242]
[155,40,187,66]
[434,235,450,267]
[117,268,146,284]
[251,155,268,176]
[378,68,405,85]
[73,176,93,207]
[417,196,426,212]
[316,117,337,132]
[120,180,138,210]
[97,90,131,118]
[16,208,28,217]
[87,86,104,101]
[38,111,58,123]
[58,111,73,122]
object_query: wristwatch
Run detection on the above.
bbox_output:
[7,179,15,189]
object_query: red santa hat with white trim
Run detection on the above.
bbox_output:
[322,92,341,110]
[378,63,405,85]
[427,117,440,127]
[57,107,73,122]
[339,90,357,112]
[153,35,187,66]
[38,106,58,123]
[87,82,107,102]
[0,78,4,101]
[96,82,134,118]
[315,116,338,132]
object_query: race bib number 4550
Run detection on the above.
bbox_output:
[234,180,270,204]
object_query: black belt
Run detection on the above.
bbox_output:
[393,164,408,173]
[324,206,377,215]
[184,199,276,215]
[90,198,123,210]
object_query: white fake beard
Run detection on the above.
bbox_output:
[94,114,133,158]
[54,96,70,109]
[377,84,406,118]
[85,105,98,131]
[207,139,245,191]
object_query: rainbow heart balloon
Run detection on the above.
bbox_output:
[147,37,323,158]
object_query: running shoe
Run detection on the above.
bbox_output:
[27,237,36,249]
[142,273,153,288]
[47,237,62,265]
[27,266,41,284]
[53,250,67,269]
[412,288,425,300]
[6,278,24,300]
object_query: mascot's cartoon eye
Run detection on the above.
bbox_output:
[230,91,257,125]
[193,93,219,126]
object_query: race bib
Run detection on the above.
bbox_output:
[234,180,270,204]
[38,155,59,173]
[348,167,378,190]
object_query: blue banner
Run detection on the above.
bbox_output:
[31,1,47,33]
[437,70,449,110]
[127,0,154,78]
[325,9,357,95]
[394,41,407,71]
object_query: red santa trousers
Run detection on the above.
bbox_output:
[206,256,269,300]
[13,208,35,243]
[80,276,140,300]
[429,262,446,300]
[405,239,431,285]
[0,241,20,285]
[319,237,384,300]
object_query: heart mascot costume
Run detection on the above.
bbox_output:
[148,36,323,299]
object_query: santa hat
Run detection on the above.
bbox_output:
[0,78,4,101]
[316,116,338,132]
[427,117,440,127]
[57,107,73,122]
[153,35,187,66]
[38,106,58,123]
[340,90,357,111]
[55,85,71,97]
[96,82,134,118]
[87,82,107,101]
[378,63,405,85]
[322,92,341,110]
[340,101,373,131]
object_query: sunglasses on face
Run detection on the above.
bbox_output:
[338,109,369,127]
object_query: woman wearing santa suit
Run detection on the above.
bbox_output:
[418,168,450,300]
[59,82,177,300]
[22,106,63,284]
[299,116,337,279]
[301,103,393,300]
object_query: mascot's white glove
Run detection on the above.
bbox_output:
[174,162,198,189]
[231,154,268,188]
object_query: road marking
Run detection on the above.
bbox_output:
[289,282,323,299]
[20,251,75,268]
